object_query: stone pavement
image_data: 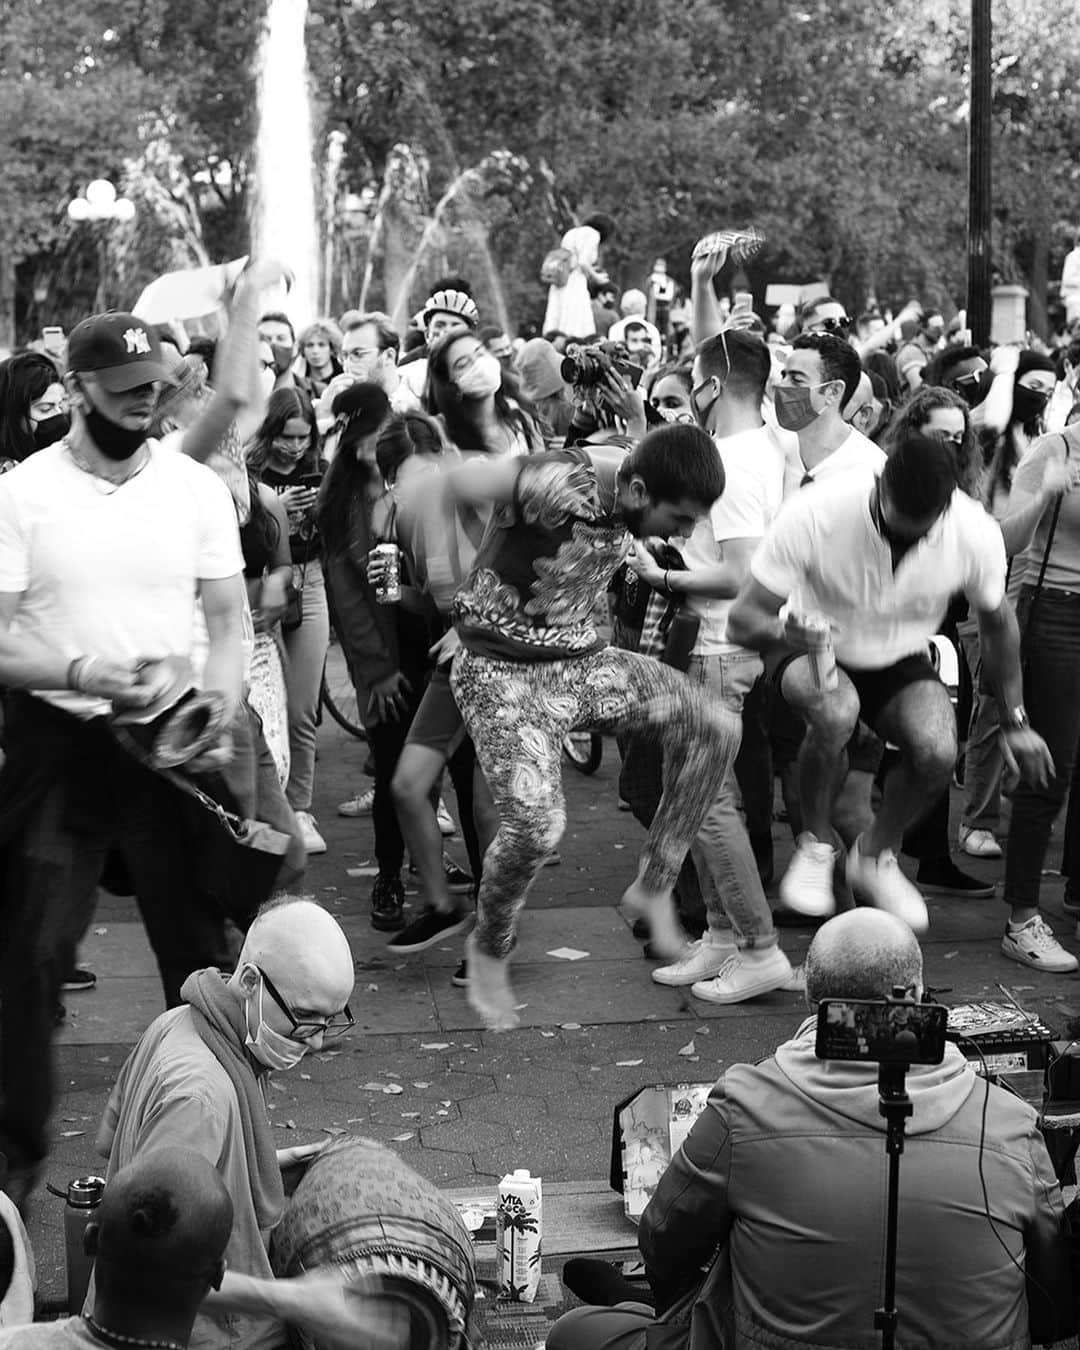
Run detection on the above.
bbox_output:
[25,717,1080,1303]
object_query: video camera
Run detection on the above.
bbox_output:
[561,339,642,390]
[815,998,947,1067]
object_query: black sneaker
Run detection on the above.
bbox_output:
[370,874,405,931]
[444,860,475,894]
[916,859,995,898]
[387,907,473,954]
[451,960,468,987]
[61,967,97,992]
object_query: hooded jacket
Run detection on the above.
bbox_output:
[638,1018,1070,1350]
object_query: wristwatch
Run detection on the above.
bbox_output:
[1003,706,1030,731]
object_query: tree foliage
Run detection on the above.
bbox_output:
[1,0,1079,341]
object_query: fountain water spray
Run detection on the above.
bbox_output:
[252,0,319,325]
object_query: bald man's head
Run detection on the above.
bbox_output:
[804,910,923,1007]
[89,1148,232,1305]
[232,897,354,1018]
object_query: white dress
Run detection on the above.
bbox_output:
[542,225,600,338]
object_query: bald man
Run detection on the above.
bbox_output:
[0,1147,232,1349]
[550,910,1071,1350]
[92,900,355,1350]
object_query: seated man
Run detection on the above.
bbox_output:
[0,1147,233,1349]
[549,909,1072,1350]
[727,432,1052,931]
[93,899,355,1350]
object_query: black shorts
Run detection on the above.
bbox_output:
[768,648,941,741]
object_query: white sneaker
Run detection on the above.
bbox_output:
[436,797,456,837]
[337,788,374,818]
[959,826,1002,859]
[295,810,327,855]
[781,963,806,993]
[652,932,736,986]
[1003,916,1078,973]
[779,834,838,917]
[691,947,794,1005]
[845,837,928,934]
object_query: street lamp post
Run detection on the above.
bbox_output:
[67,180,136,313]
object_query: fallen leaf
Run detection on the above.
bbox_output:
[322,1126,346,1136]
[365,983,379,992]
[346,866,380,878]
[561,1022,582,1031]
[696,1026,710,1035]
[613,843,625,849]
[383,1083,403,1095]
[616,1059,644,1067]
[943,950,959,960]
[412,1081,431,1089]
[436,1110,449,1117]
[678,1040,696,1057]
[547,947,589,961]
[60,1130,85,1138]
[440,1100,451,1107]
[421,1042,452,1050]
[392,1132,414,1142]
[94,927,108,936]
[300,1074,311,1081]
[401,1112,421,1119]
[540,1031,556,1038]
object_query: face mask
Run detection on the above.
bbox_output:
[1012,385,1051,427]
[953,369,991,408]
[81,390,147,461]
[656,407,696,426]
[271,343,295,376]
[244,980,308,1071]
[271,438,307,464]
[32,412,70,450]
[455,353,502,399]
[691,378,719,428]
[774,383,826,433]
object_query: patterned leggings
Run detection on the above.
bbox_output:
[450,645,742,959]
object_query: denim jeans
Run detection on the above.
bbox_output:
[958,622,1003,833]
[1004,587,1080,907]
[686,651,777,947]
[282,558,330,812]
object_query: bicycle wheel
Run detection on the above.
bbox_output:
[562,731,602,775]
[319,640,367,739]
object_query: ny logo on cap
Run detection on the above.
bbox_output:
[123,327,151,355]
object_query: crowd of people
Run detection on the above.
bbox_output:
[0,217,1080,1344]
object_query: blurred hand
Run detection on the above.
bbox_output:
[276,1274,409,1350]
[280,486,318,523]
[277,1141,327,1170]
[367,671,411,724]
[254,575,287,631]
[599,369,646,436]
[1000,727,1054,792]
[243,258,295,295]
[86,661,150,708]
[626,540,666,590]
[428,628,461,667]
[185,729,235,775]
[721,310,759,333]
[690,242,730,286]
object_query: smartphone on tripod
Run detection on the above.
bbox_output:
[816,999,947,1066]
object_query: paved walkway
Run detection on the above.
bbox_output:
[26,718,1080,1302]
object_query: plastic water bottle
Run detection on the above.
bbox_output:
[495,1169,542,1303]
[64,1175,105,1314]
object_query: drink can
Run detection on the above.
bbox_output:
[801,615,838,692]
[374,543,400,604]
[496,1169,542,1303]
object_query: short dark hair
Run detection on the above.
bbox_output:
[259,311,295,342]
[799,295,843,328]
[619,423,724,509]
[623,320,648,337]
[428,275,472,298]
[882,432,958,519]
[923,343,982,389]
[696,330,771,401]
[583,213,616,243]
[792,332,862,407]
[345,311,400,356]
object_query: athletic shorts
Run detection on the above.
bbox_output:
[767,647,940,754]
[404,665,467,758]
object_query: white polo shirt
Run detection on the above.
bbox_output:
[681,425,786,655]
[751,477,1006,670]
[0,440,243,719]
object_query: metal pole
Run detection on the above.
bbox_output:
[967,0,992,347]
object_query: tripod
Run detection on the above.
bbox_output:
[874,1060,913,1350]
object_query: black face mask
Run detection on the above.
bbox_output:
[271,343,295,376]
[1011,385,1051,428]
[32,412,70,450]
[954,369,992,409]
[82,392,147,461]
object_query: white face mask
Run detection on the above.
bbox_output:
[455,353,502,399]
[244,979,308,1071]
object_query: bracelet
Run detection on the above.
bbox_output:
[664,569,672,595]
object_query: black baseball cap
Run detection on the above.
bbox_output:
[67,312,176,392]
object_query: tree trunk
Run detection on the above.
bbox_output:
[0,250,16,351]
[1028,206,1049,342]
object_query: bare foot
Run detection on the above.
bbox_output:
[622,879,687,960]
[465,934,520,1032]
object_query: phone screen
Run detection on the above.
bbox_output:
[299,473,323,491]
[815,999,947,1065]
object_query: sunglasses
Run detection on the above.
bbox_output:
[814,316,851,335]
[257,966,354,1041]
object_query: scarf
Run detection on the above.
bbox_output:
[181,968,284,1229]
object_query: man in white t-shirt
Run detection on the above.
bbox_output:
[728,433,1053,934]
[628,330,792,1003]
[0,313,247,1209]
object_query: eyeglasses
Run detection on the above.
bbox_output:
[256,966,354,1040]
[343,347,378,363]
